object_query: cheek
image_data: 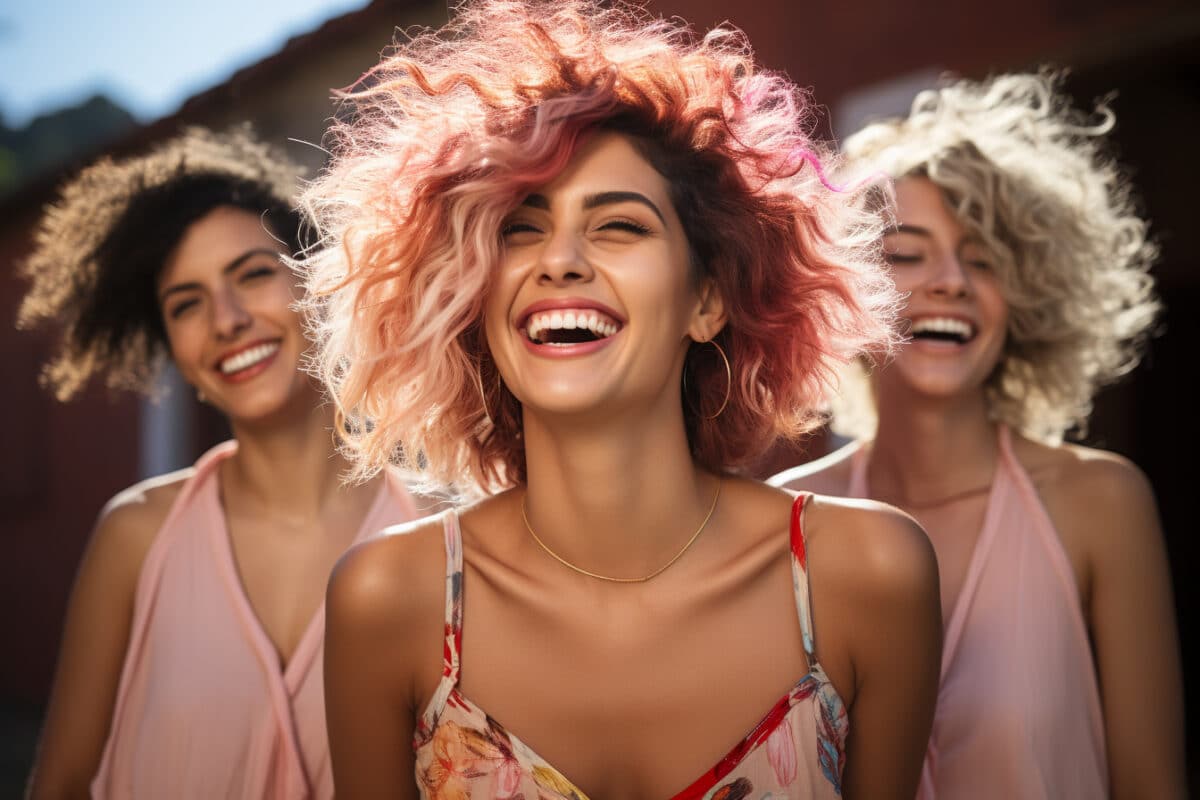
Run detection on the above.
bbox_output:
[980,280,1010,328]
[888,271,920,304]
[163,323,203,373]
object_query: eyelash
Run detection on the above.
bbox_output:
[501,218,653,238]
[599,219,650,235]
[168,299,197,319]
[502,222,540,237]
[241,265,276,280]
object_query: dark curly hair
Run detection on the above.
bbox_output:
[17,126,305,400]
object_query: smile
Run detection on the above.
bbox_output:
[909,316,976,345]
[523,308,622,346]
[217,341,281,375]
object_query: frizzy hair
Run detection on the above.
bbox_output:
[298,0,897,494]
[18,126,304,400]
[841,70,1160,442]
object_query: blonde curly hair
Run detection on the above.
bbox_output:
[840,70,1160,442]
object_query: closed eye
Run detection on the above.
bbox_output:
[597,219,651,235]
[502,221,542,238]
[240,265,277,282]
[167,298,199,319]
[884,253,923,265]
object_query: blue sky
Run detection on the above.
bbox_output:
[0,0,371,127]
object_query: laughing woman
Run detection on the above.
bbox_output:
[302,2,941,798]
[20,129,419,799]
[772,73,1185,799]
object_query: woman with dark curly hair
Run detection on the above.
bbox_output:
[19,128,421,800]
[772,73,1185,799]
[301,1,941,797]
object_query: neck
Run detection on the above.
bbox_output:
[519,395,717,581]
[224,400,360,518]
[867,388,999,507]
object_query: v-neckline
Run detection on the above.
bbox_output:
[438,666,834,800]
[207,458,390,686]
[853,426,1009,676]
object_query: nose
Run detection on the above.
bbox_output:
[925,253,970,299]
[211,287,252,339]
[535,227,594,287]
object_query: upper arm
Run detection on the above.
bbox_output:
[28,489,171,800]
[324,522,445,800]
[1074,458,1185,799]
[813,500,941,800]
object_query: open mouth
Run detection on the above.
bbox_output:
[909,317,975,345]
[217,341,281,374]
[522,309,622,346]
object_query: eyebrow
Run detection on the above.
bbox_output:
[158,248,281,303]
[520,191,667,225]
[891,223,932,237]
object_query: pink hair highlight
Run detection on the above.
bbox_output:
[298,0,898,494]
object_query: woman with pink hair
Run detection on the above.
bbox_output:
[302,1,941,797]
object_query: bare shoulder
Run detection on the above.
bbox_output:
[766,440,862,496]
[328,513,449,629]
[89,468,194,570]
[1012,435,1159,537]
[803,493,939,602]
[1059,442,1155,506]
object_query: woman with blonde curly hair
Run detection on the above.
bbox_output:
[304,1,942,797]
[19,128,420,799]
[772,72,1185,799]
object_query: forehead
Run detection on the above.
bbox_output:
[892,176,966,237]
[159,206,283,285]
[534,131,671,204]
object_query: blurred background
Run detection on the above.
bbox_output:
[1,0,1196,793]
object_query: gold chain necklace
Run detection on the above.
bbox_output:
[520,480,722,583]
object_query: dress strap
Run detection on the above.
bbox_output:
[440,510,464,683]
[789,493,819,661]
[414,511,467,748]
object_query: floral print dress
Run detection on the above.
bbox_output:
[412,495,847,799]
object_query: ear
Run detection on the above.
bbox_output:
[687,277,728,343]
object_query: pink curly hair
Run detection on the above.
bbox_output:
[298,0,897,494]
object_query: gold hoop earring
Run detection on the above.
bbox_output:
[475,359,511,425]
[683,338,732,420]
[473,361,494,424]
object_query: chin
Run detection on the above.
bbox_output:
[223,385,312,426]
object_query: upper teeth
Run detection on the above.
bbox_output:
[911,317,973,339]
[526,309,620,343]
[220,342,280,374]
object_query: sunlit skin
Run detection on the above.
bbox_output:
[775,176,1186,799]
[485,135,708,425]
[323,133,942,800]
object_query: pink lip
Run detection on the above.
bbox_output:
[212,338,282,384]
[515,297,626,330]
